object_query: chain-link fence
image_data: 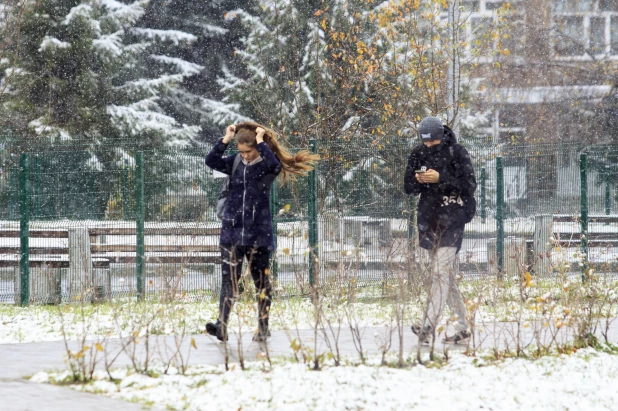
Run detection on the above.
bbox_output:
[2,138,618,304]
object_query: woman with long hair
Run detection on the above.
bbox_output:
[205,121,319,342]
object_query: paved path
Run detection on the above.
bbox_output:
[2,321,618,410]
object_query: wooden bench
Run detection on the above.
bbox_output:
[487,214,618,276]
[88,227,221,264]
[553,215,618,224]
[1,225,223,304]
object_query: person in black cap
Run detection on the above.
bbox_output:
[404,116,477,344]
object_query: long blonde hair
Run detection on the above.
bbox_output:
[234,121,319,181]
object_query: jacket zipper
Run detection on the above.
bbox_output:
[253,205,256,222]
[241,165,247,243]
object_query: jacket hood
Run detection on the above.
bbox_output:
[443,125,457,145]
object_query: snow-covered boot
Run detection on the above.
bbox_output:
[206,320,228,342]
[442,330,471,344]
[411,323,433,345]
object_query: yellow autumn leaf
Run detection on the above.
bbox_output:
[282,248,290,255]
[95,343,104,352]
[523,272,534,287]
[320,18,327,30]
[191,338,197,350]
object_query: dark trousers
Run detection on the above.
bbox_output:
[219,245,272,331]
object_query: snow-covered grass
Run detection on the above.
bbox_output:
[2,273,618,344]
[29,346,618,410]
[0,296,406,344]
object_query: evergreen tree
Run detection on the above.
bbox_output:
[138,0,249,143]
[219,0,325,141]
[0,0,202,154]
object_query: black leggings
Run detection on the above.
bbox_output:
[219,245,272,330]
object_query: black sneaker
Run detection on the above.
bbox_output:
[442,330,471,344]
[411,323,432,345]
[205,321,228,342]
[252,329,271,342]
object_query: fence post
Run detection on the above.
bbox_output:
[480,167,486,223]
[496,156,504,278]
[135,152,145,300]
[580,153,588,279]
[32,155,39,218]
[123,159,129,219]
[308,139,318,286]
[10,164,17,220]
[605,165,611,216]
[89,171,95,219]
[270,181,279,281]
[534,215,553,277]
[407,195,418,289]
[19,154,30,306]
[407,196,417,242]
[68,228,93,302]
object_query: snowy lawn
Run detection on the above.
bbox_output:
[29,346,618,410]
[0,297,411,344]
[2,274,618,344]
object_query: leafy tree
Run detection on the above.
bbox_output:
[220,0,499,215]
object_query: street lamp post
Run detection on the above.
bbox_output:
[447,0,460,134]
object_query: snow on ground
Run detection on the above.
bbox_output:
[0,299,407,344]
[29,348,618,410]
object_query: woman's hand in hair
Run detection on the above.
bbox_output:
[223,125,236,144]
[255,127,266,144]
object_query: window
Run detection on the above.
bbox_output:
[612,16,618,51]
[554,16,585,55]
[591,17,607,53]
[500,105,526,130]
[452,1,524,60]
[553,0,618,57]
[501,16,526,56]
[476,107,527,145]
[599,0,618,11]
[462,1,480,12]
[485,0,507,11]
[554,0,595,12]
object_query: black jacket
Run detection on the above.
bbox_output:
[206,139,281,249]
[404,126,476,250]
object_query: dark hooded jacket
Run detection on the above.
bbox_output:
[404,126,476,251]
[206,139,281,250]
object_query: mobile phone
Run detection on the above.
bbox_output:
[415,170,426,174]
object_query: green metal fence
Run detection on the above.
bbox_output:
[2,139,618,305]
